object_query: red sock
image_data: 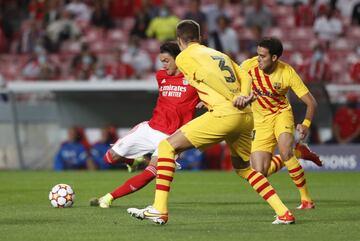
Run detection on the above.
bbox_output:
[110,165,156,199]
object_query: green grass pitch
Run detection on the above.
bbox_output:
[0,171,359,241]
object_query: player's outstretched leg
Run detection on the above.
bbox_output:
[235,166,295,224]
[128,139,176,224]
[90,164,157,208]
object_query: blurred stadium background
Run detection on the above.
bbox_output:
[0,0,359,171]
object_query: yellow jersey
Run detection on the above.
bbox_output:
[176,43,252,116]
[240,57,309,120]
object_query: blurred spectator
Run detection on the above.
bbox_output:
[208,15,239,60]
[91,0,114,29]
[18,19,42,53]
[245,25,263,58]
[130,7,152,39]
[139,0,161,19]
[327,94,360,144]
[352,2,360,25]
[104,48,134,80]
[28,0,46,21]
[176,148,204,171]
[146,5,180,41]
[0,1,23,46]
[350,45,360,83]
[277,0,307,4]
[202,0,229,34]
[44,9,81,52]
[89,62,109,81]
[22,45,59,80]
[313,7,343,42]
[245,0,273,29]
[304,44,332,82]
[43,0,61,28]
[90,126,120,169]
[183,0,207,39]
[294,0,317,27]
[122,36,152,79]
[71,42,98,80]
[336,0,360,17]
[54,127,91,171]
[203,143,224,170]
[109,0,136,19]
[0,15,7,53]
[65,0,92,22]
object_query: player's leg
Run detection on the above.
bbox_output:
[127,112,227,224]
[276,111,315,209]
[267,154,285,176]
[228,113,294,224]
[278,133,315,209]
[90,122,168,208]
[250,118,278,177]
[267,143,322,176]
[127,129,194,224]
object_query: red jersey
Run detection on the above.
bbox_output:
[148,70,199,135]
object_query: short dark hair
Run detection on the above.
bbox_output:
[176,20,200,43]
[258,37,283,58]
[160,42,181,59]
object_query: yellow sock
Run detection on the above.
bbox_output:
[236,167,288,216]
[284,156,312,202]
[153,140,176,213]
[267,155,285,176]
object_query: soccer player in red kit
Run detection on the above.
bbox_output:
[90,42,200,208]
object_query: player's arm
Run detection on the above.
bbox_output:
[232,61,252,96]
[232,61,256,108]
[289,67,318,140]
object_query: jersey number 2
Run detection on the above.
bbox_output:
[211,56,236,83]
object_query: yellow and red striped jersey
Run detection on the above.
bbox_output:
[176,43,252,116]
[240,57,309,120]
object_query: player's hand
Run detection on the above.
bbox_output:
[196,101,206,109]
[233,92,255,109]
[296,123,309,141]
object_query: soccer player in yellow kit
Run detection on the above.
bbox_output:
[241,37,317,210]
[127,20,295,225]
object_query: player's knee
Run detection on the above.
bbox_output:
[252,165,268,176]
[279,149,293,162]
[231,156,249,169]
[158,139,176,154]
[104,149,122,164]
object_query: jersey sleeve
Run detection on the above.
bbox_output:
[232,60,251,96]
[288,66,309,98]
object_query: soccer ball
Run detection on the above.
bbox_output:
[49,184,75,208]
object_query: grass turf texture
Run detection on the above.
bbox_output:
[0,171,359,241]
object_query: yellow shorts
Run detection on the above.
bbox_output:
[180,111,253,161]
[251,110,295,153]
